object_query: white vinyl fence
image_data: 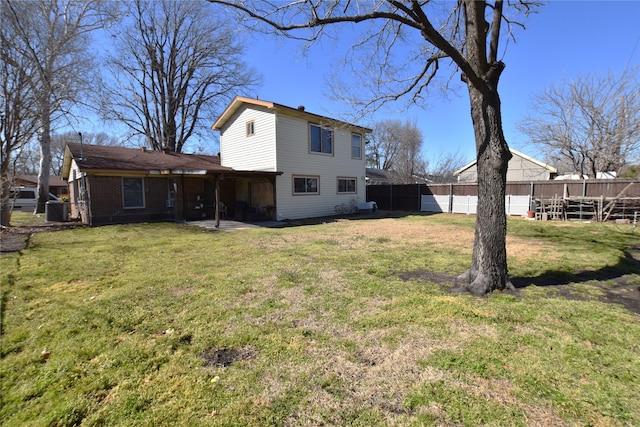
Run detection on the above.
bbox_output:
[505,195,532,216]
[420,195,450,213]
[421,194,531,216]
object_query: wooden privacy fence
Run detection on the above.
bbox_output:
[366,179,640,222]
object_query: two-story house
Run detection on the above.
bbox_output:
[60,97,370,226]
[212,96,372,221]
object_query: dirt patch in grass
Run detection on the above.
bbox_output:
[599,282,640,314]
[201,346,256,368]
[0,229,29,254]
[0,222,83,254]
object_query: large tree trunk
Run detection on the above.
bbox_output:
[35,107,52,214]
[455,83,514,295]
[1,158,12,227]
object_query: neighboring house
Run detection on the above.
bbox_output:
[61,143,279,225]
[12,175,68,197]
[212,96,371,221]
[366,168,392,185]
[366,168,440,185]
[454,148,557,183]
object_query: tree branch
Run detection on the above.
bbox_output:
[488,0,503,64]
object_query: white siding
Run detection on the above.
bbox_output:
[273,114,366,220]
[68,160,82,182]
[458,154,552,182]
[506,156,552,181]
[219,105,277,171]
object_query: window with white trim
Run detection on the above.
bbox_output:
[293,175,319,195]
[351,133,362,159]
[246,120,255,136]
[123,177,145,208]
[309,123,333,155]
[337,177,357,194]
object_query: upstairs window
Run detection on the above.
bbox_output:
[309,124,333,155]
[351,133,362,159]
[246,121,255,136]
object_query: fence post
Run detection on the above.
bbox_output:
[599,195,603,222]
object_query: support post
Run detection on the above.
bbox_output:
[215,177,220,228]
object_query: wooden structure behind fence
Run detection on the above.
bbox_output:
[366,179,640,222]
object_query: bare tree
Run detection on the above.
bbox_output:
[102,0,259,153]
[49,131,121,176]
[7,131,120,180]
[428,151,469,183]
[7,140,40,176]
[209,0,539,295]
[367,120,400,171]
[2,0,113,212]
[368,118,427,183]
[0,23,39,226]
[518,70,640,179]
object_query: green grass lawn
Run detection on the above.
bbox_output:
[1,213,639,426]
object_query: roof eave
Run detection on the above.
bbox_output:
[212,96,372,134]
[61,145,74,180]
[212,96,275,130]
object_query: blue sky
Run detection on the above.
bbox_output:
[238,1,640,165]
[73,2,640,163]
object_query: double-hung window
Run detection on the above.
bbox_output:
[309,124,333,155]
[123,177,145,208]
[351,133,362,159]
[337,177,357,194]
[293,175,319,195]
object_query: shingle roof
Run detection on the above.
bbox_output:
[15,174,67,187]
[212,96,372,134]
[64,143,232,177]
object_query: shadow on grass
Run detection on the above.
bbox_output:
[511,247,640,289]
[510,246,640,314]
[400,247,640,314]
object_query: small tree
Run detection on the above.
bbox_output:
[518,70,640,178]
[209,0,539,295]
[102,0,259,153]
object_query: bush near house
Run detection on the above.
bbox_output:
[1,213,639,426]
